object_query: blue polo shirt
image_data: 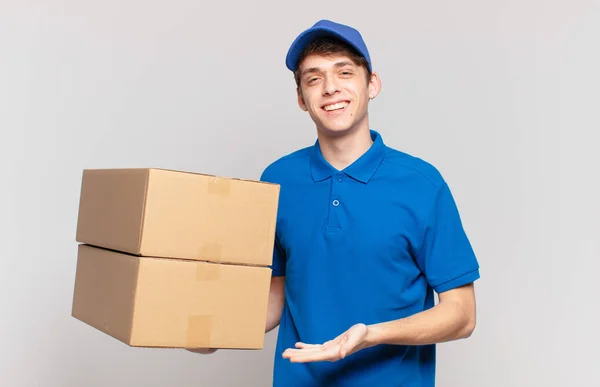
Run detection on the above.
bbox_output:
[260,130,480,387]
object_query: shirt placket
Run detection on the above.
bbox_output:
[326,172,344,234]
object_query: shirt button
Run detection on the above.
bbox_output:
[332,199,340,207]
[337,176,343,182]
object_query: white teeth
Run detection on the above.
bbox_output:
[324,102,349,111]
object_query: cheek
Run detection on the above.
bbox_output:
[300,93,318,110]
[308,99,322,112]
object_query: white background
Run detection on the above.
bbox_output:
[1,1,599,386]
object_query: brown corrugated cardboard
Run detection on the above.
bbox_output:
[72,244,272,349]
[75,168,279,266]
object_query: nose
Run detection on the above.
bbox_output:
[322,76,340,96]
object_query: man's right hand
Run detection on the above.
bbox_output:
[185,348,218,354]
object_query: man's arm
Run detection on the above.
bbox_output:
[282,283,476,362]
[364,282,476,347]
[266,276,286,333]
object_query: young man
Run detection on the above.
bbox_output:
[193,20,481,387]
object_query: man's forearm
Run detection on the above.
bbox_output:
[365,297,475,348]
[265,276,285,333]
[265,313,281,333]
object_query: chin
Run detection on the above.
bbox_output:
[317,124,355,137]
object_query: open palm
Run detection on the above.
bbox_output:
[282,323,369,363]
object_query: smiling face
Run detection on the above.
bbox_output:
[295,46,380,138]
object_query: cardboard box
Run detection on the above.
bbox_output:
[75,168,280,266]
[72,244,272,349]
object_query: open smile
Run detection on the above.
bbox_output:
[321,101,350,114]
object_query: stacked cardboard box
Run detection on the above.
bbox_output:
[71,168,280,350]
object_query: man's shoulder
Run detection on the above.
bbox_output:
[260,146,312,182]
[382,146,446,189]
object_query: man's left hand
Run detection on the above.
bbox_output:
[282,323,369,363]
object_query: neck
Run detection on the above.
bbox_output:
[317,126,373,171]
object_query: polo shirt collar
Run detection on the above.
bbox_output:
[310,129,386,184]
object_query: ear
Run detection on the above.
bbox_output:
[297,87,308,111]
[367,72,382,100]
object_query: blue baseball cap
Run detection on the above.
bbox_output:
[285,19,372,72]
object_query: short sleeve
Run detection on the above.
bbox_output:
[415,182,480,293]
[271,235,286,277]
[260,166,286,277]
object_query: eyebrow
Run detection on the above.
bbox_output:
[301,61,356,77]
